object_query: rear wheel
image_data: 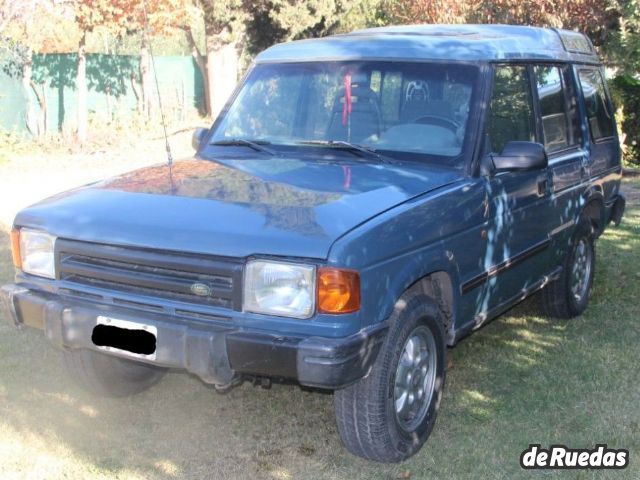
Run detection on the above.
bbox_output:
[334,292,446,463]
[62,349,167,398]
[540,219,595,319]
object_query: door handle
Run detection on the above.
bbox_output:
[537,179,549,196]
[581,157,590,176]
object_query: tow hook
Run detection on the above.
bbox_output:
[213,375,272,394]
[251,376,272,389]
[213,376,243,394]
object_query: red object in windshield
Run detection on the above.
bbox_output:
[341,73,352,126]
[342,165,352,190]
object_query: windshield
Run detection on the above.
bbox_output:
[210,61,479,165]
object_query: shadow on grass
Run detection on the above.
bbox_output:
[0,213,638,479]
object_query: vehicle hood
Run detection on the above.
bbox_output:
[14,156,463,259]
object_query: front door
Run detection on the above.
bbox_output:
[476,64,554,315]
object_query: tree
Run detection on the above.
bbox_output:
[71,0,171,143]
[246,1,358,55]
[605,0,640,73]
[0,0,52,36]
[139,0,191,118]
[116,0,194,119]
[381,0,469,25]
[177,1,247,118]
[379,0,615,51]
[472,0,614,39]
[71,0,140,142]
[2,1,76,136]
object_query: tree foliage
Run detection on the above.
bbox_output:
[605,0,640,74]
[246,0,357,55]
[382,0,469,24]
[0,0,52,35]
[383,0,617,47]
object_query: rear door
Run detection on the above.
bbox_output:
[576,68,621,203]
[533,64,587,263]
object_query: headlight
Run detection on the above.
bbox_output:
[244,260,315,319]
[18,228,56,278]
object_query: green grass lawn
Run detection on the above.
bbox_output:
[0,181,638,479]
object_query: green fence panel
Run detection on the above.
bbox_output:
[0,54,205,136]
[0,71,28,135]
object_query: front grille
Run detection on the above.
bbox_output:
[56,239,243,310]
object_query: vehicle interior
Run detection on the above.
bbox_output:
[212,62,477,161]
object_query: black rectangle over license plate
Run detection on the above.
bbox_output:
[92,316,157,360]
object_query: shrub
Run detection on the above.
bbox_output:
[611,75,640,167]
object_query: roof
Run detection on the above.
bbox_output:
[255,24,600,65]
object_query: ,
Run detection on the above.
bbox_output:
[0,24,625,463]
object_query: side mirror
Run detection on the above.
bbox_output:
[192,127,209,151]
[491,141,548,172]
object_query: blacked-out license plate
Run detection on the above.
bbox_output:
[92,316,157,361]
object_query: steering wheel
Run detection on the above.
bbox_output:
[413,115,460,133]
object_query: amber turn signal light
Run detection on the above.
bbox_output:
[317,267,360,314]
[10,228,21,269]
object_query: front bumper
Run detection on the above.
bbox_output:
[0,284,386,389]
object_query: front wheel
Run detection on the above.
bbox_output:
[334,293,446,463]
[540,219,595,319]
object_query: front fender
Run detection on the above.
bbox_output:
[361,246,461,326]
[327,179,486,329]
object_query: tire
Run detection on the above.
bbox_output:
[540,218,595,319]
[62,349,167,398]
[334,292,446,463]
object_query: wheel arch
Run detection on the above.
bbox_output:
[397,269,457,344]
[582,187,605,237]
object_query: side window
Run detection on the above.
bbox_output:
[534,65,580,152]
[578,69,615,140]
[487,65,536,153]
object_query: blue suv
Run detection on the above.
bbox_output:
[1,25,625,462]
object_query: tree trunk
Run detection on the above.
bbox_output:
[105,87,113,120]
[21,52,39,136]
[140,40,153,119]
[77,33,88,143]
[205,28,239,119]
[196,53,211,117]
[184,26,210,116]
[40,84,47,135]
[207,40,238,119]
[30,81,47,136]
[184,24,239,118]
[130,73,142,113]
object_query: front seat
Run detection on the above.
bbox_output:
[400,80,430,123]
[326,75,381,143]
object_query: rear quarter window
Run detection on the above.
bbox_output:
[534,65,581,152]
[578,69,615,141]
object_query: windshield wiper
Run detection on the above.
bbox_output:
[297,140,392,163]
[210,138,275,156]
